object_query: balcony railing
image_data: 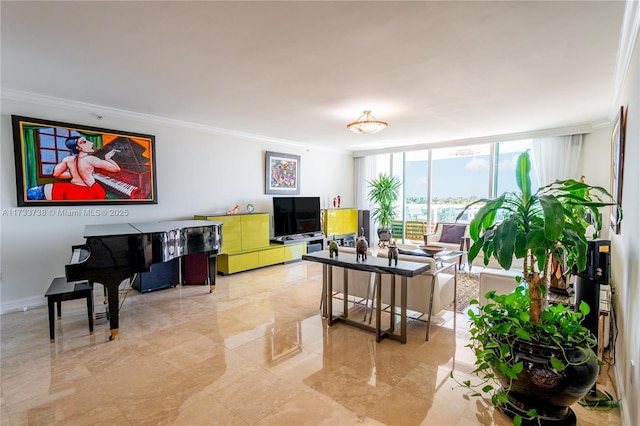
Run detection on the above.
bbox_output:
[390,220,435,243]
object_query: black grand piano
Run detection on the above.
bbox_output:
[66,220,222,340]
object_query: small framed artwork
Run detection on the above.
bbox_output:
[265,151,300,195]
[609,106,626,234]
[12,115,158,206]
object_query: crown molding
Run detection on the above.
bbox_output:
[1,89,347,154]
[352,123,596,158]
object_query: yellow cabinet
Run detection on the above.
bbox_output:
[259,246,285,265]
[195,212,306,274]
[241,213,270,251]
[324,208,358,237]
[194,213,270,254]
[219,251,260,275]
[284,243,306,262]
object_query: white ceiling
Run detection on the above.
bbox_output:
[0,1,627,154]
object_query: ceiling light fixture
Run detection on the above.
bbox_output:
[450,148,481,157]
[347,110,388,134]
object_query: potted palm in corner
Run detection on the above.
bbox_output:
[367,173,401,245]
[454,151,621,425]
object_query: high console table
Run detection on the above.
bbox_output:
[302,251,431,343]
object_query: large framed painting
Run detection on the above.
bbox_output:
[610,106,626,234]
[265,151,300,195]
[12,116,158,206]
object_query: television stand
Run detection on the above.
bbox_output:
[271,233,326,252]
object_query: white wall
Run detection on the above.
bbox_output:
[608,23,640,426]
[579,19,640,426]
[580,126,615,240]
[0,98,354,312]
[580,87,639,426]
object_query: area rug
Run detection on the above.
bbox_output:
[446,271,480,314]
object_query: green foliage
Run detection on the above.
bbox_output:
[451,151,620,425]
[367,173,401,229]
[456,287,598,425]
[457,151,621,323]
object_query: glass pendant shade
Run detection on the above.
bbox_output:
[347,110,388,134]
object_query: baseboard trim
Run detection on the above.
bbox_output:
[1,295,47,315]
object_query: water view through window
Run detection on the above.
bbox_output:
[383,140,537,244]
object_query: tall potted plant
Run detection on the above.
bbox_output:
[455,151,621,425]
[367,173,401,242]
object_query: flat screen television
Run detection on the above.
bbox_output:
[273,196,322,238]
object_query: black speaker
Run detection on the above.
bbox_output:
[574,240,610,342]
[574,239,610,283]
[357,210,371,243]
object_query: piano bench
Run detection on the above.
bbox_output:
[45,277,94,343]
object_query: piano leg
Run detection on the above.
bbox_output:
[210,255,217,293]
[104,281,121,341]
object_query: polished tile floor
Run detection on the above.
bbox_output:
[1,261,621,425]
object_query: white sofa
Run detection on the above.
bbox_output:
[321,244,456,340]
[478,268,522,305]
[322,246,376,318]
[465,246,524,305]
[376,246,456,340]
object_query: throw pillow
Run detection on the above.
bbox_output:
[439,224,466,244]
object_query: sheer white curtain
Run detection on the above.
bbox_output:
[354,155,390,210]
[354,155,391,244]
[531,134,583,185]
[354,156,378,210]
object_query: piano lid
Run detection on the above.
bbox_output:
[84,223,142,237]
[130,220,222,233]
[83,220,223,238]
[94,137,150,172]
[130,220,222,234]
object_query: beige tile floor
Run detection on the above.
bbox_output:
[1,261,621,425]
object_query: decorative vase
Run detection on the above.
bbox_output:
[495,338,599,425]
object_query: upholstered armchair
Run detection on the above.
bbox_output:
[423,223,470,268]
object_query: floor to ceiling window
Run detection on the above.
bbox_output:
[430,144,492,227]
[369,140,536,245]
[398,150,431,243]
[495,140,538,195]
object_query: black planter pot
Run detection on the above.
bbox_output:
[495,339,599,425]
[377,227,391,242]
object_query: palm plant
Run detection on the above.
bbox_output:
[366,173,401,230]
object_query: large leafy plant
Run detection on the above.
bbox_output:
[367,173,401,229]
[453,151,621,424]
[462,151,620,323]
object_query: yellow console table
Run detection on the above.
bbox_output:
[194,212,306,274]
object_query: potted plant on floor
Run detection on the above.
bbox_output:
[367,173,401,245]
[454,151,621,425]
